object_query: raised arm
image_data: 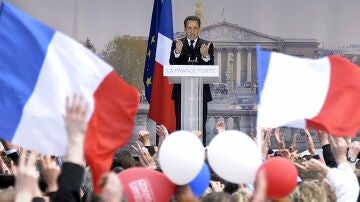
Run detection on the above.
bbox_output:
[273,128,285,150]
[304,129,318,158]
[54,94,89,202]
[318,130,337,168]
[326,136,360,201]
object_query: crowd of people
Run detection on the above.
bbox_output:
[0,95,359,202]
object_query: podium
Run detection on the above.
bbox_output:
[164,65,219,132]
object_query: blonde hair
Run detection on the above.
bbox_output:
[290,179,327,202]
[231,188,252,202]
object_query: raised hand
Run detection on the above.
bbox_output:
[216,120,225,134]
[250,170,267,202]
[175,38,183,54]
[289,132,298,152]
[39,155,61,193]
[131,141,157,169]
[329,136,348,164]
[63,94,89,165]
[302,158,330,177]
[210,180,225,192]
[348,141,360,160]
[137,130,151,146]
[274,128,285,150]
[156,124,169,148]
[64,94,89,139]
[100,172,123,202]
[261,128,272,160]
[317,130,329,146]
[200,42,211,57]
[304,129,317,156]
[14,150,42,201]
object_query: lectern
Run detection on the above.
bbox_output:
[164,65,219,132]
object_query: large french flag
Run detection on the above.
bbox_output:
[0,2,139,192]
[257,46,360,137]
[149,0,176,132]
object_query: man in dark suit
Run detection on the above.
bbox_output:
[169,15,214,146]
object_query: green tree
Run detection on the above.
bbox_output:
[101,35,147,91]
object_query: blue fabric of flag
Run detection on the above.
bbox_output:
[158,0,173,39]
[256,46,271,104]
[143,0,162,103]
[0,2,54,140]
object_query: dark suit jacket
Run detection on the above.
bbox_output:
[169,37,214,103]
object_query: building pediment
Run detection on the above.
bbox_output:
[200,21,281,43]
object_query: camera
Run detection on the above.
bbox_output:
[5,149,19,165]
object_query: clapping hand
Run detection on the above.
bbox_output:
[156,124,169,148]
[200,42,211,58]
[175,38,183,54]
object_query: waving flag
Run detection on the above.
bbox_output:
[144,0,176,132]
[144,0,161,103]
[257,46,360,137]
[0,2,139,192]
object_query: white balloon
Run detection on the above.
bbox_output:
[207,130,262,184]
[159,130,205,185]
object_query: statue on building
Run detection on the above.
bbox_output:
[195,0,209,26]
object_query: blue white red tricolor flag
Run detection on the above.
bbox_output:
[0,2,139,192]
[256,46,360,137]
[144,0,176,132]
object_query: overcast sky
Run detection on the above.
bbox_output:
[6,0,360,52]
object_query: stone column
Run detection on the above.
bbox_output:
[217,49,222,82]
[236,49,241,87]
[247,48,252,82]
[227,51,232,84]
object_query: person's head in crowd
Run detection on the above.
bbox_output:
[223,182,239,194]
[111,149,136,170]
[290,179,328,202]
[321,179,336,202]
[200,192,233,202]
[231,188,252,202]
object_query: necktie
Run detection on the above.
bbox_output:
[190,40,195,50]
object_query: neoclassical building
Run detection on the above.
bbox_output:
[175,21,320,96]
[131,2,324,150]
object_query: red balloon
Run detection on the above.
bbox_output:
[118,167,176,202]
[257,157,298,199]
